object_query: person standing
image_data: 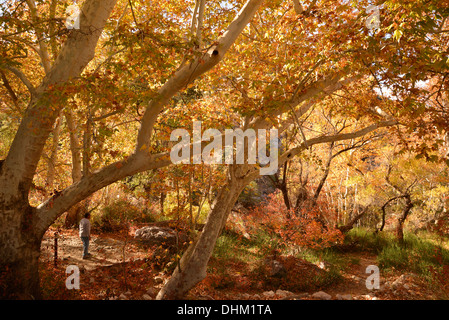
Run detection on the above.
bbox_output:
[79,213,92,259]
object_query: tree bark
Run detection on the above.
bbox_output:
[271,161,291,212]
[45,113,63,192]
[156,166,249,299]
[0,0,118,299]
[395,195,413,243]
[64,110,84,228]
[337,206,369,234]
[383,165,416,242]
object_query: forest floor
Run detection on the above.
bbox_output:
[40,227,440,300]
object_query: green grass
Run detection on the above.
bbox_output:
[212,230,264,264]
[377,233,449,276]
[297,247,345,268]
[343,228,449,281]
[342,228,396,253]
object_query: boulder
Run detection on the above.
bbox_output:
[262,290,276,298]
[336,293,353,300]
[241,293,251,299]
[275,289,294,299]
[119,293,128,300]
[134,226,187,246]
[312,291,332,300]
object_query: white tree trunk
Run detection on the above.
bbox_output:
[0,0,118,299]
[157,166,250,299]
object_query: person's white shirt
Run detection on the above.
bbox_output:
[79,218,91,237]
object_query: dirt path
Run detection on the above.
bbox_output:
[41,229,147,271]
[324,253,380,299]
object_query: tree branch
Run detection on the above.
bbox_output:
[0,0,118,200]
[25,0,52,73]
[34,151,172,237]
[1,65,36,96]
[135,0,264,152]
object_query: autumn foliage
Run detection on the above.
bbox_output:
[246,191,344,250]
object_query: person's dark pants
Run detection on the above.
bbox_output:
[81,236,89,257]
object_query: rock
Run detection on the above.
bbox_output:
[312,291,332,300]
[252,294,261,299]
[392,273,416,289]
[275,289,293,298]
[336,294,353,300]
[262,290,276,298]
[392,279,401,289]
[241,293,251,299]
[134,226,188,247]
[142,294,152,300]
[119,293,128,300]
[146,287,158,297]
[125,291,132,296]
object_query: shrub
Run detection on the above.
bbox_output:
[246,191,344,251]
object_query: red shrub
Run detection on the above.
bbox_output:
[247,191,344,250]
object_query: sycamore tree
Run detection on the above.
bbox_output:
[0,0,448,299]
[0,0,266,298]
